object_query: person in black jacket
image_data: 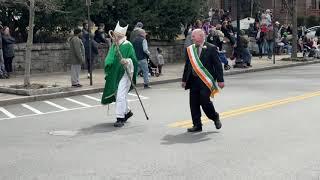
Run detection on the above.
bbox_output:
[94,23,107,44]
[0,22,8,79]
[2,26,15,76]
[207,29,231,70]
[182,29,225,132]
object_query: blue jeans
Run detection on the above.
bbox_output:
[137,59,149,85]
[283,44,292,54]
[241,48,252,64]
[266,40,274,58]
[0,49,7,76]
[218,52,229,65]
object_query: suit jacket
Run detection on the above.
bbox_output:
[182,42,224,90]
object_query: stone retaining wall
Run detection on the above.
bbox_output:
[12,40,185,75]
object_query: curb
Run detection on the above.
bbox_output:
[0,60,319,106]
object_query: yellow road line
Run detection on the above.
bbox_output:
[169,91,320,128]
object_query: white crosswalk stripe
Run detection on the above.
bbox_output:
[83,95,100,102]
[0,92,149,121]
[0,107,16,118]
[65,98,92,107]
[44,101,68,111]
[128,93,149,99]
[22,104,44,114]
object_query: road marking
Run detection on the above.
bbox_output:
[170,91,320,128]
[21,104,44,114]
[44,101,68,111]
[0,93,149,121]
[65,98,92,107]
[128,93,149,99]
[83,95,101,102]
[0,107,16,118]
[49,130,79,136]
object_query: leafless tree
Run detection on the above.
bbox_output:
[282,0,298,58]
[0,0,60,86]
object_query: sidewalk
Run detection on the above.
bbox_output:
[1,55,319,106]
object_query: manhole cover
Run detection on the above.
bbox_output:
[48,130,79,136]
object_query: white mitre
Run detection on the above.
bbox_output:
[114,21,128,36]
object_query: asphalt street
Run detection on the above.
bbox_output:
[1,64,320,180]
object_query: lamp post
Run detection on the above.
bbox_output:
[273,0,276,64]
[234,0,242,68]
[86,0,93,86]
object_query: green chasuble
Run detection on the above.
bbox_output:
[101,40,138,105]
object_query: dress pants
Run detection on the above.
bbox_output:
[116,60,133,118]
[189,75,219,127]
[71,64,81,85]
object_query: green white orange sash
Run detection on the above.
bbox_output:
[187,44,219,97]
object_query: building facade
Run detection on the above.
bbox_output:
[211,0,320,24]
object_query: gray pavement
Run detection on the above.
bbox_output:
[0,64,320,179]
[0,54,319,106]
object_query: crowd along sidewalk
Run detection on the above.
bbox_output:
[0,55,319,106]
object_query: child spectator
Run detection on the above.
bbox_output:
[156,48,164,75]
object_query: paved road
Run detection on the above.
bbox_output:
[1,64,320,180]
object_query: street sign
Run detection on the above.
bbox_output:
[86,0,92,6]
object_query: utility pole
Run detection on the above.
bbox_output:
[234,0,242,68]
[251,0,254,17]
[291,0,298,58]
[273,0,276,64]
[86,0,93,85]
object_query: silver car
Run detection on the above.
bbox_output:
[306,26,320,39]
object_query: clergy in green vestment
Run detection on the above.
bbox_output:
[101,22,138,127]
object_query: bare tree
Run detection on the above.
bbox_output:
[0,0,60,86]
[282,0,298,58]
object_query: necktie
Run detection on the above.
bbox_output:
[197,46,202,57]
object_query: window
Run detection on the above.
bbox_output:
[312,0,316,9]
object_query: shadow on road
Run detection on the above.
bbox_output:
[161,131,219,145]
[78,123,120,135]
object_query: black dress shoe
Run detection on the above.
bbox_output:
[187,126,202,132]
[214,119,222,129]
[123,111,133,122]
[114,118,125,127]
[144,84,151,89]
[213,114,222,129]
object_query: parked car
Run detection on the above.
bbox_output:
[306,26,320,39]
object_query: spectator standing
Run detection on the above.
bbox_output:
[68,28,85,87]
[0,22,8,79]
[132,28,151,89]
[156,48,164,75]
[265,25,274,59]
[2,26,16,76]
[94,23,107,44]
[83,33,99,79]
[130,22,144,43]
[238,30,252,67]
[207,29,231,70]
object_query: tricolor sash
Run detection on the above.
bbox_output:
[187,44,219,97]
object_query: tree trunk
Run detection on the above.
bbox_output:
[24,0,35,87]
[291,0,298,58]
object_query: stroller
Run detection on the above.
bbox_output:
[148,58,160,77]
[138,57,160,77]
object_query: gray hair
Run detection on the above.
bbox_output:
[192,29,205,40]
[136,28,146,36]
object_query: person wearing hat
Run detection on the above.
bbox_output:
[132,28,151,88]
[101,22,138,128]
[130,22,143,43]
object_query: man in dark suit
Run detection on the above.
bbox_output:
[182,29,225,132]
